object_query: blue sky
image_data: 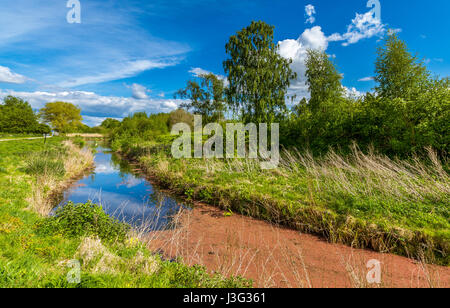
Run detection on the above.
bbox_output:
[0,0,448,126]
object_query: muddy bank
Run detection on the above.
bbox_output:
[111,151,450,287]
[145,202,450,288]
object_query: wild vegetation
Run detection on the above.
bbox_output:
[0,96,51,135]
[0,138,250,287]
[1,20,448,287]
[105,23,449,265]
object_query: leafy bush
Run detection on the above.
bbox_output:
[0,96,48,134]
[72,136,85,149]
[37,202,130,243]
[282,34,449,157]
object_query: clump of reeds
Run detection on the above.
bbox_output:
[281,145,449,204]
[27,140,94,216]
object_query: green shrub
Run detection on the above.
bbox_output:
[36,202,130,243]
[72,136,85,149]
[25,156,65,177]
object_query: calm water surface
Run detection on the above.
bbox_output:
[59,146,186,230]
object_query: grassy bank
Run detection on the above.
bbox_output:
[117,141,449,265]
[0,138,250,287]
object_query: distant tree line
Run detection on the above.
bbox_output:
[4,20,448,157]
[0,96,50,134]
[0,98,104,135]
[171,22,449,157]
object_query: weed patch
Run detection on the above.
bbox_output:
[37,202,130,243]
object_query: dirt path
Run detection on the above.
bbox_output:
[145,202,450,288]
[0,136,52,142]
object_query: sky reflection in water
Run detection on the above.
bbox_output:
[60,147,185,230]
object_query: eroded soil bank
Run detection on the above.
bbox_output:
[145,201,450,288]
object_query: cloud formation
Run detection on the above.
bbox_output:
[278,26,329,99]
[0,1,190,88]
[278,5,395,100]
[188,67,229,86]
[305,4,316,24]
[189,67,212,77]
[327,11,387,46]
[0,66,28,84]
[130,83,151,100]
[358,76,374,82]
[0,89,184,126]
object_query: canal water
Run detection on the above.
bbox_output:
[59,146,186,230]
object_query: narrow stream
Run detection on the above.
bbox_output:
[59,145,186,230]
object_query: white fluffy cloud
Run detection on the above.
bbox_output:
[130,83,151,99]
[327,11,387,46]
[82,115,123,127]
[278,26,329,99]
[343,86,364,98]
[0,66,28,84]
[189,67,212,77]
[305,4,316,24]
[277,5,396,101]
[188,67,229,86]
[358,76,374,82]
[0,89,185,126]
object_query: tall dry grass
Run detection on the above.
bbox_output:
[280,145,449,204]
[28,140,94,216]
[142,143,449,264]
[197,144,448,204]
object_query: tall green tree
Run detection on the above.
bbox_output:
[168,109,194,129]
[175,73,226,123]
[374,33,429,100]
[304,49,343,112]
[39,102,83,133]
[101,118,121,130]
[223,21,296,124]
[0,96,41,133]
[367,33,448,155]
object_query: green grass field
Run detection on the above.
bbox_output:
[0,138,250,288]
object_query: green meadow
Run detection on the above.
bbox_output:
[0,138,250,288]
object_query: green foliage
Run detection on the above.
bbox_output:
[284,34,449,157]
[175,73,226,123]
[375,33,429,100]
[25,156,65,178]
[305,49,344,112]
[168,109,194,130]
[100,118,121,130]
[39,101,83,133]
[163,263,251,288]
[109,112,173,152]
[224,20,296,125]
[72,136,86,148]
[37,202,131,243]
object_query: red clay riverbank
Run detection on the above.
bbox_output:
[145,202,450,288]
